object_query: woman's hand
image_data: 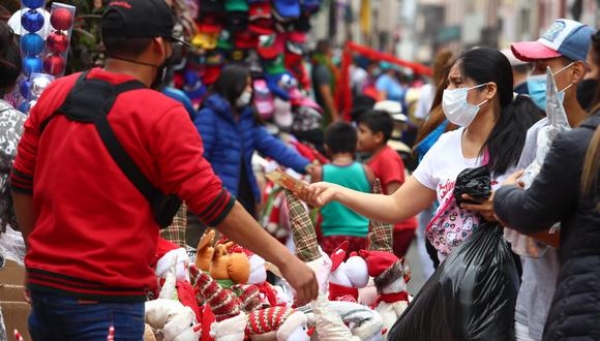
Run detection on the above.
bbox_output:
[503,169,525,188]
[296,182,340,208]
[460,192,497,222]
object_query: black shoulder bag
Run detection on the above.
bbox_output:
[39,71,181,228]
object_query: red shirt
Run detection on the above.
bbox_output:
[11,69,234,302]
[366,145,418,230]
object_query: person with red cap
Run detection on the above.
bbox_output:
[497,18,595,341]
[10,0,317,339]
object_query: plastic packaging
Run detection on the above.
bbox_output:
[388,223,519,341]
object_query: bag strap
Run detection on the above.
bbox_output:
[39,71,163,207]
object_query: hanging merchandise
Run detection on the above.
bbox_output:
[248,2,274,35]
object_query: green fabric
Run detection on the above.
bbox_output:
[311,53,337,93]
[263,55,286,75]
[225,0,248,11]
[321,162,370,237]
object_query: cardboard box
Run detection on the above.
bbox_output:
[0,261,25,286]
[1,302,30,340]
[0,261,30,340]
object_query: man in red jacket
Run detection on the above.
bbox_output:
[10,0,317,339]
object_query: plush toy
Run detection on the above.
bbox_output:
[328,242,369,303]
[246,306,310,341]
[144,324,157,341]
[156,237,190,281]
[146,259,202,341]
[156,237,202,322]
[359,179,411,339]
[195,230,251,286]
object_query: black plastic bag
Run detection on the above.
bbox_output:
[454,166,492,205]
[388,223,519,341]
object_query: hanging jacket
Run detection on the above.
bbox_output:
[494,112,600,341]
[194,94,310,202]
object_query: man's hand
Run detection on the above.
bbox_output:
[460,192,497,222]
[279,255,318,306]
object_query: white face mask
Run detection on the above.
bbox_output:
[442,83,489,127]
[235,90,252,108]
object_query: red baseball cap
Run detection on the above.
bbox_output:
[197,17,222,34]
[234,31,259,49]
[204,64,222,85]
[249,2,272,21]
[257,33,283,60]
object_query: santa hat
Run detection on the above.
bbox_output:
[155,237,188,278]
[246,307,307,340]
[233,284,262,312]
[194,269,241,322]
[360,250,405,291]
[367,179,394,253]
[285,190,320,262]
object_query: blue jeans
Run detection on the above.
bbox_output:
[28,291,145,341]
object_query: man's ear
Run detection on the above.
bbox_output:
[571,61,587,84]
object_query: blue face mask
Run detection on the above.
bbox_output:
[527,62,574,110]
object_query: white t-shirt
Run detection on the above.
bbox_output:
[413,128,513,261]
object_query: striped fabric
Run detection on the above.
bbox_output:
[194,269,241,322]
[367,179,394,253]
[246,306,294,336]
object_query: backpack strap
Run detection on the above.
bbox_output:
[38,71,181,228]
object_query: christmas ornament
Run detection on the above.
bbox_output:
[20,33,45,56]
[43,53,65,76]
[47,31,69,53]
[22,0,45,9]
[50,8,73,31]
[21,9,45,33]
[23,56,43,75]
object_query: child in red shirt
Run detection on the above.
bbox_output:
[357,110,418,257]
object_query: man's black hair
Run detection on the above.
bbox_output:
[358,110,394,143]
[324,121,358,155]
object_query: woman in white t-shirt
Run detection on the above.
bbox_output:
[301,48,543,260]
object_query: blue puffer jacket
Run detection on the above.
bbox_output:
[194,94,310,202]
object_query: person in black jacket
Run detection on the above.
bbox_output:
[493,51,600,339]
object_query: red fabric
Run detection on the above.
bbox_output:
[392,228,415,258]
[154,237,180,264]
[328,282,359,302]
[256,282,279,307]
[13,68,233,301]
[375,291,409,306]
[359,250,399,278]
[201,305,216,341]
[367,146,418,232]
[336,41,433,120]
[176,280,203,322]
[321,235,366,256]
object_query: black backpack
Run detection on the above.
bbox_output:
[39,71,181,228]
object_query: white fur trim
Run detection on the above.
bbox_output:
[156,248,188,279]
[209,313,247,341]
[275,311,307,340]
[248,255,267,284]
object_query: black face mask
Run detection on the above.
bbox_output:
[151,40,186,90]
[576,78,599,110]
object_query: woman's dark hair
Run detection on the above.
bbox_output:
[458,48,543,175]
[413,52,457,150]
[325,121,357,155]
[0,23,22,94]
[212,64,251,106]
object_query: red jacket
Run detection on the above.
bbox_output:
[11,69,234,302]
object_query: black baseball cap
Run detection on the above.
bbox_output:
[102,0,174,38]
